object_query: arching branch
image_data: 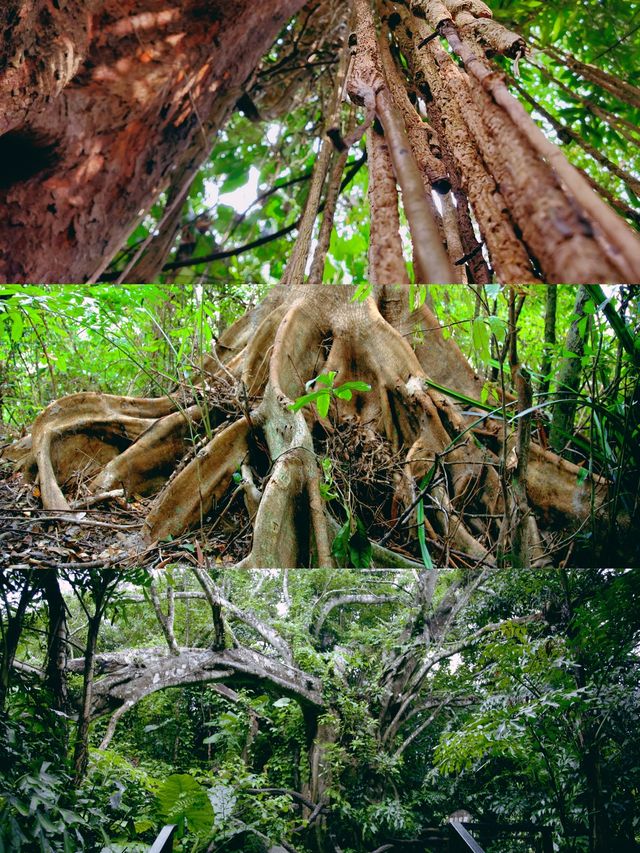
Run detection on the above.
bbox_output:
[312,594,399,638]
[66,646,324,722]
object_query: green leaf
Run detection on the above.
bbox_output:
[288,391,323,412]
[487,314,507,343]
[316,391,331,418]
[416,499,434,569]
[156,774,214,837]
[472,316,491,363]
[337,381,372,393]
[315,372,337,387]
[220,167,249,194]
[10,309,24,343]
[333,388,353,400]
[349,528,372,568]
[202,733,224,744]
[351,284,373,302]
[331,520,351,564]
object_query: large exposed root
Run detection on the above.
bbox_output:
[144,419,250,543]
[5,285,608,568]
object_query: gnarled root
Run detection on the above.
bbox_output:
[6,285,607,568]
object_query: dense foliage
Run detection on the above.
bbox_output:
[1,284,640,852]
[1,284,639,570]
[1,568,639,853]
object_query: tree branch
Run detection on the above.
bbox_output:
[148,579,180,655]
[382,613,543,744]
[312,594,398,637]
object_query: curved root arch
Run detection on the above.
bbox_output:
[8,285,604,568]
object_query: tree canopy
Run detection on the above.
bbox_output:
[1,566,639,852]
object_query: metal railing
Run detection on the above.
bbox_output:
[448,820,554,853]
[148,825,177,853]
[449,821,486,852]
[148,816,553,852]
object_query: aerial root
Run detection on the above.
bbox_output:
[5,288,613,569]
[238,385,333,568]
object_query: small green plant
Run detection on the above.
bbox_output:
[351,283,373,302]
[288,371,371,419]
[331,514,372,568]
[319,457,338,500]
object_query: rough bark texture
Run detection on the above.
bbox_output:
[2,0,639,284]
[367,126,409,285]
[0,0,96,138]
[349,0,455,283]
[42,571,69,715]
[385,0,640,283]
[0,0,305,282]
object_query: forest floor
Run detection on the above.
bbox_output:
[0,457,247,572]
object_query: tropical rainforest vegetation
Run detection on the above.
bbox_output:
[0,284,639,852]
[1,284,639,570]
[1,567,640,853]
[0,0,639,283]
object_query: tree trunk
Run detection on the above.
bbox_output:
[0,0,305,282]
[73,573,116,783]
[0,573,36,713]
[539,285,558,401]
[550,286,591,455]
[41,570,69,717]
[73,610,102,783]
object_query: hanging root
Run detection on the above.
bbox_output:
[6,286,608,568]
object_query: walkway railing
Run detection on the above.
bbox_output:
[148,816,553,851]
[148,825,176,853]
[449,820,486,852]
[455,821,554,853]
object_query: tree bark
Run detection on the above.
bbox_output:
[72,572,116,783]
[550,286,591,454]
[41,570,69,716]
[0,573,36,713]
[0,0,96,138]
[539,285,558,401]
[66,646,324,722]
[0,0,306,283]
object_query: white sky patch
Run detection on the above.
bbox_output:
[266,124,280,145]
[449,653,462,673]
[204,165,261,214]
